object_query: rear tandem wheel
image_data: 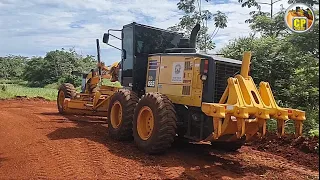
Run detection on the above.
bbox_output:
[133,93,177,154]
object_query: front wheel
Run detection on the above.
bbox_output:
[57,83,76,114]
[133,93,177,154]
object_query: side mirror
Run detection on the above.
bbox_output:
[103,33,109,44]
[122,49,126,60]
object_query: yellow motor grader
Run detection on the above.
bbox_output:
[57,22,306,154]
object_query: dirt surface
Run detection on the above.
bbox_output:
[0,99,319,180]
[248,133,319,171]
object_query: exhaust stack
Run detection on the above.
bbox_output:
[189,24,200,49]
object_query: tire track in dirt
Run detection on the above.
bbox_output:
[43,142,77,178]
[32,116,99,179]
[0,103,82,179]
[85,140,106,177]
[27,148,48,180]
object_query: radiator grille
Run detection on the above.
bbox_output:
[214,62,240,102]
[182,86,191,95]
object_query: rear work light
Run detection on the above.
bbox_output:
[200,59,209,74]
[200,59,209,81]
[204,59,209,73]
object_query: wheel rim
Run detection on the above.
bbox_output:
[137,106,154,140]
[110,101,122,128]
[58,91,65,109]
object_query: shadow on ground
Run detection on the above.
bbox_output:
[43,112,280,179]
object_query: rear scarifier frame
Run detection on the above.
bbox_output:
[201,52,306,142]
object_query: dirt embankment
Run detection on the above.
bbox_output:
[247,133,319,171]
[0,99,318,180]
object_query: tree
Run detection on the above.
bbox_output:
[168,0,227,51]
[230,0,319,135]
[23,57,46,87]
[23,48,96,87]
[219,23,319,135]
[238,0,318,37]
[0,55,27,79]
[288,0,319,6]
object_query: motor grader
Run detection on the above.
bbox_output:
[57,22,306,154]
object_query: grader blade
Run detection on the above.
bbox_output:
[202,51,306,142]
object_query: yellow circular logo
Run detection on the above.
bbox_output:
[284,3,315,33]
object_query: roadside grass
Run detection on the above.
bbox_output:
[0,84,58,101]
[0,79,83,101]
[0,79,28,86]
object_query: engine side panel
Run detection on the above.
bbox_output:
[146,55,203,107]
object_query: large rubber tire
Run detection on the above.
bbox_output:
[133,93,177,154]
[57,83,76,114]
[107,89,138,141]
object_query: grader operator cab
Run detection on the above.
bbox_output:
[57,22,306,154]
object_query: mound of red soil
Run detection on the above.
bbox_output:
[247,133,319,170]
[0,96,50,101]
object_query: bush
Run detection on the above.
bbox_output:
[58,74,82,87]
[309,129,319,137]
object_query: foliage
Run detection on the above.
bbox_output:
[22,48,96,87]
[248,10,288,37]
[220,0,320,136]
[308,128,319,137]
[287,0,319,6]
[220,18,319,135]
[239,0,318,37]
[0,55,27,79]
[168,0,227,51]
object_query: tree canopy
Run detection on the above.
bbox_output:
[220,0,319,134]
[168,0,228,51]
[0,48,96,87]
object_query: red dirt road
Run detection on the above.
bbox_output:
[0,99,319,180]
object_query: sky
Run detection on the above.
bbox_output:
[0,0,293,64]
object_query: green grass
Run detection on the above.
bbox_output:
[309,129,319,137]
[0,79,28,86]
[101,79,122,88]
[0,84,58,101]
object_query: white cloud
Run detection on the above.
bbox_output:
[0,0,301,64]
[0,0,180,64]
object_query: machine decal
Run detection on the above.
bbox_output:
[171,62,185,83]
[160,65,167,69]
[147,60,157,87]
